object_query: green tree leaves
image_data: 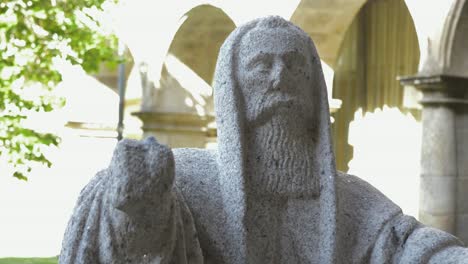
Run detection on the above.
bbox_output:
[0,0,119,180]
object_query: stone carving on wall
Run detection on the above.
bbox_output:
[60,16,468,264]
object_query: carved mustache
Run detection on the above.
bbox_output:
[250,92,304,126]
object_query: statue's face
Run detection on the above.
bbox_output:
[236,26,320,197]
[237,27,314,124]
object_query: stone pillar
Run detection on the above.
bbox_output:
[400,75,468,243]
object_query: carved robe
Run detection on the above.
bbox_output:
[60,16,468,264]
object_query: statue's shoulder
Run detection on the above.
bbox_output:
[336,171,401,216]
[172,148,225,256]
[172,147,221,204]
[173,148,218,184]
[173,147,217,166]
[335,171,403,261]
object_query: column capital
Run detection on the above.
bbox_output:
[399,74,468,106]
[132,111,216,135]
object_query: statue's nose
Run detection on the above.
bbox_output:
[271,59,288,90]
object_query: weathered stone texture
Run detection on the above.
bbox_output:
[60,16,468,264]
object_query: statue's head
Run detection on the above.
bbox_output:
[213,17,337,262]
[214,16,327,198]
[235,17,319,127]
[108,137,174,217]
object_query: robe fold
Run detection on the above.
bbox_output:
[60,148,468,264]
[59,169,203,264]
[173,148,468,264]
[60,16,468,264]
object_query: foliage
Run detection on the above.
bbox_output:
[0,0,120,180]
[0,257,58,264]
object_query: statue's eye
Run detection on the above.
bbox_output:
[253,60,272,73]
[247,54,272,73]
[283,52,306,73]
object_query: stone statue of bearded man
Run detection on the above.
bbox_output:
[60,16,468,264]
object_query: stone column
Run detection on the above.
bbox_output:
[400,75,468,243]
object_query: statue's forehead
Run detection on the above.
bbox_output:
[238,27,310,58]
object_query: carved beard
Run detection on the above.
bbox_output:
[246,109,320,199]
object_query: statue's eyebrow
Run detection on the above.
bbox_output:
[282,50,306,65]
[246,52,273,67]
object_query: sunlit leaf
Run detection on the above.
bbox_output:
[1,0,120,181]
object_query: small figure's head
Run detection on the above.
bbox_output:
[235,16,320,126]
[108,137,174,216]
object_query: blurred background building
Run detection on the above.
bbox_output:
[1,0,467,258]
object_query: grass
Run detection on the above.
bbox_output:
[0,257,58,264]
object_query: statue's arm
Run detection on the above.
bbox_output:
[428,244,468,263]
[337,174,468,263]
[59,170,107,264]
[370,213,468,264]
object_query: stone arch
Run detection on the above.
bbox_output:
[290,0,426,71]
[158,3,236,116]
[168,5,236,85]
[330,0,420,171]
[137,4,235,148]
[418,0,468,76]
[290,0,369,67]
[443,0,468,76]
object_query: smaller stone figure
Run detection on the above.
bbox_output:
[59,137,203,264]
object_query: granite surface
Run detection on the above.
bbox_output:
[60,16,468,264]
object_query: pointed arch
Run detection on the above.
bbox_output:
[168,5,236,85]
[290,0,369,67]
[444,0,468,76]
[330,0,420,171]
